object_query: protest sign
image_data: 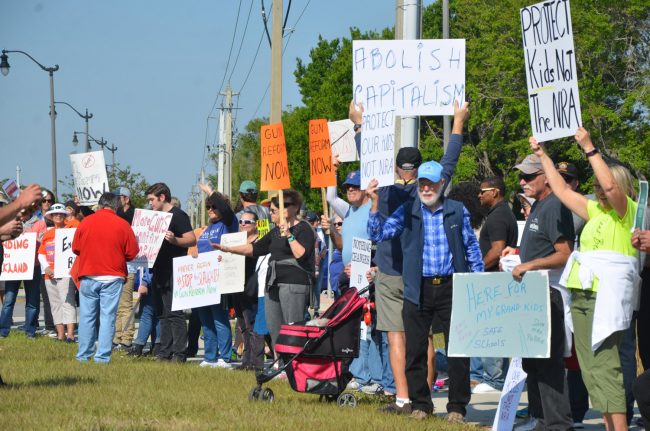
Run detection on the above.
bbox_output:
[448,271,551,358]
[54,228,76,278]
[492,357,528,431]
[260,123,291,191]
[0,233,36,281]
[2,179,19,199]
[360,107,396,189]
[328,119,359,162]
[309,119,337,188]
[218,232,246,294]
[171,251,221,311]
[632,180,648,232]
[352,39,466,116]
[70,151,110,205]
[350,237,372,289]
[131,209,173,268]
[521,0,582,142]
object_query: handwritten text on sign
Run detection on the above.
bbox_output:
[0,233,37,281]
[54,228,76,278]
[353,39,466,116]
[309,119,337,188]
[260,123,291,191]
[172,251,221,311]
[218,232,246,294]
[521,0,581,142]
[448,271,551,358]
[70,151,110,205]
[360,107,395,189]
[328,119,358,162]
[350,237,371,289]
[492,358,527,431]
[131,209,173,268]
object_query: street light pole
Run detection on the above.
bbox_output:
[1,49,60,198]
[55,101,93,152]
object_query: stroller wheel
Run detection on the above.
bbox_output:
[248,387,262,401]
[260,388,274,402]
[336,393,357,408]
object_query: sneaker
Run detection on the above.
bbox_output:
[215,359,232,369]
[361,382,383,395]
[378,402,412,415]
[199,360,219,368]
[516,407,529,419]
[573,422,585,429]
[514,417,538,431]
[65,338,75,343]
[272,371,287,380]
[408,409,429,420]
[127,344,144,358]
[170,355,186,363]
[47,332,58,338]
[446,412,465,424]
[472,382,500,394]
[113,343,131,352]
[346,380,360,391]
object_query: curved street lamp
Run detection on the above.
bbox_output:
[1,49,60,198]
[73,131,106,150]
[55,101,93,152]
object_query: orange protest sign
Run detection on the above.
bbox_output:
[308,119,337,188]
[260,123,291,191]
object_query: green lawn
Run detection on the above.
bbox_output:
[0,333,474,430]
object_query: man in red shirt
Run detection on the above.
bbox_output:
[73,192,139,363]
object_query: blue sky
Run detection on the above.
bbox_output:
[1,1,442,206]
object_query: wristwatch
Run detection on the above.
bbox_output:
[585,147,599,158]
[287,235,296,243]
[353,124,362,132]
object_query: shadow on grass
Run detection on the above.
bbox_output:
[0,375,96,389]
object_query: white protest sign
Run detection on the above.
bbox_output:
[328,119,358,162]
[360,108,396,189]
[218,232,246,294]
[2,179,19,199]
[54,228,76,278]
[70,151,110,205]
[448,271,551,358]
[171,251,221,311]
[492,357,528,431]
[632,180,648,232]
[521,0,582,142]
[131,209,173,268]
[0,233,36,281]
[352,39,466,116]
[350,237,371,289]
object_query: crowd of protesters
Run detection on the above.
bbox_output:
[1,99,650,429]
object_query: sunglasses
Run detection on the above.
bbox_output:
[518,172,542,182]
[239,219,255,225]
[42,199,54,204]
[479,188,497,195]
[205,205,219,211]
[333,222,343,227]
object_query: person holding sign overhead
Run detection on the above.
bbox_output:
[530,128,639,431]
[211,190,314,348]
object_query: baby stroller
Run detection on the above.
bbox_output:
[248,285,369,407]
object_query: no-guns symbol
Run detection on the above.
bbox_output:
[82,155,95,168]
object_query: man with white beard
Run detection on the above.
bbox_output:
[366,161,484,423]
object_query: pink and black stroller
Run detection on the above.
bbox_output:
[248,286,369,406]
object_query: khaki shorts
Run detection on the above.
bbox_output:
[374,271,405,332]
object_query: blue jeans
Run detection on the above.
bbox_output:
[76,278,123,363]
[350,325,395,393]
[134,292,160,346]
[197,304,232,363]
[470,357,509,390]
[0,268,41,337]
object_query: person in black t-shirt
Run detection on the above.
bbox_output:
[146,182,196,362]
[478,177,518,272]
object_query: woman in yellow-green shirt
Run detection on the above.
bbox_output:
[530,127,638,431]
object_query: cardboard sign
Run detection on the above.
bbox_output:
[350,237,371,289]
[2,179,19,199]
[54,228,76,278]
[131,209,173,268]
[352,39,466,116]
[171,251,221,311]
[217,232,246,294]
[448,271,551,358]
[328,119,359,162]
[492,357,528,431]
[69,151,110,205]
[0,233,36,281]
[521,0,582,142]
[260,123,291,191]
[360,107,396,189]
[309,119,337,188]
[633,180,648,232]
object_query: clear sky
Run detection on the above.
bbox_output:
[0,0,421,205]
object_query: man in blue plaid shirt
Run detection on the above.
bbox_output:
[367,161,484,423]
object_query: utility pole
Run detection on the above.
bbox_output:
[400,0,421,149]
[442,0,451,152]
[394,0,404,150]
[220,82,239,200]
[15,165,21,187]
[270,0,283,125]
[217,110,225,194]
[106,144,118,176]
[200,170,206,227]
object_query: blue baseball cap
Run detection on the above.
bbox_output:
[417,161,443,183]
[343,170,361,187]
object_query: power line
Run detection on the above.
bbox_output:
[238,28,265,94]
[227,0,255,84]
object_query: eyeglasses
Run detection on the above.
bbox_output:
[479,188,497,195]
[518,172,542,182]
[270,204,293,214]
[42,199,54,204]
[333,222,343,227]
[345,186,360,192]
[205,205,218,211]
[239,219,255,225]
